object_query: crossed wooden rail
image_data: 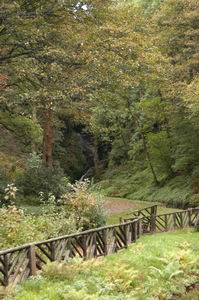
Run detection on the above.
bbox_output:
[0,206,199,287]
[0,218,142,286]
[121,206,199,234]
[121,205,158,232]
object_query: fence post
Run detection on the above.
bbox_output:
[3,254,9,286]
[126,223,131,245]
[165,214,168,232]
[82,235,88,260]
[103,229,108,256]
[123,224,128,248]
[29,245,37,276]
[150,214,156,233]
[137,218,142,238]
[152,205,157,217]
[180,213,183,228]
[131,221,137,242]
[196,211,199,229]
[51,241,56,261]
[173,213,177,230]
[188,209,192,227]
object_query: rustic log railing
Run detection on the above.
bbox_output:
[121,205,158,233]
[153,208,199,233]
[0,218,141,287]
[122,206,199,234]
[0,207,199,287]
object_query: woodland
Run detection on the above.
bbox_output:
[1,0,199,208]
[1,1,199,299]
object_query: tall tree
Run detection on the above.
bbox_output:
[0,0,109,167]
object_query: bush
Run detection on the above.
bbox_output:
[0,179,106,249]
[61,179,106,230]
[17,153,69,201]
[148,131,174,176]
[0,183,18,207]
[0,204,77,249]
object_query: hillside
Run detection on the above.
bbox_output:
[99,166,196,209]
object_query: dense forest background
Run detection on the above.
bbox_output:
[1,0,199,208]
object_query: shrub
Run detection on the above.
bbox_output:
[0,179,106,249]
[61,179,106,230]
[18,153,69,200]
[0,183,18,207]
[0,204,76,249]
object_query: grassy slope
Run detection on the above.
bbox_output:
[4,230,199,300]
[99,166,196,208]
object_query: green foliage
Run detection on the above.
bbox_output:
[135,0,165,12]
[0,178,106,249]
[95,0,199,204]
[1,0,199,209]
[0,112,42,149]
[17,153,69,199]
[0,205,76,249]
[148,131,173,175]
[62,180,106,230]
[99,165,195,208]
[1,183,18,207]
[0,168,9,199]
[54,130,87,181]
[5,231,199,300]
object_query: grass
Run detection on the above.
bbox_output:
[99,165,198,208]
[4,230,199,300]
[106,197,182,224]
[20,204,42,216]
[19,197,180,225]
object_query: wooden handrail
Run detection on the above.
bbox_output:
[0,207,199,287]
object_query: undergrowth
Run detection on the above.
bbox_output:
[99,166,196,208]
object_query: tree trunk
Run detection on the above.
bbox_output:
[93,136,100,177]
[125,99,159,184]
[31,104,38,153]
[141,133,159,185]
[42,107,54,168]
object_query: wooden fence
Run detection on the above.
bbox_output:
[0,207,199,287]
[122,205,158,220]
[121,205,158,233]
[0,218,141,287]
[154,208,199,233]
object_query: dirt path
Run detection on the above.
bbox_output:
[103,197,140,215]
[103,197,179,217]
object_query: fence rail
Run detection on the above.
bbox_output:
[154,208,199,232]
[0,207,199,287]
[121,205,158,233]
[122,204,157,220]
[0,218,142,286]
